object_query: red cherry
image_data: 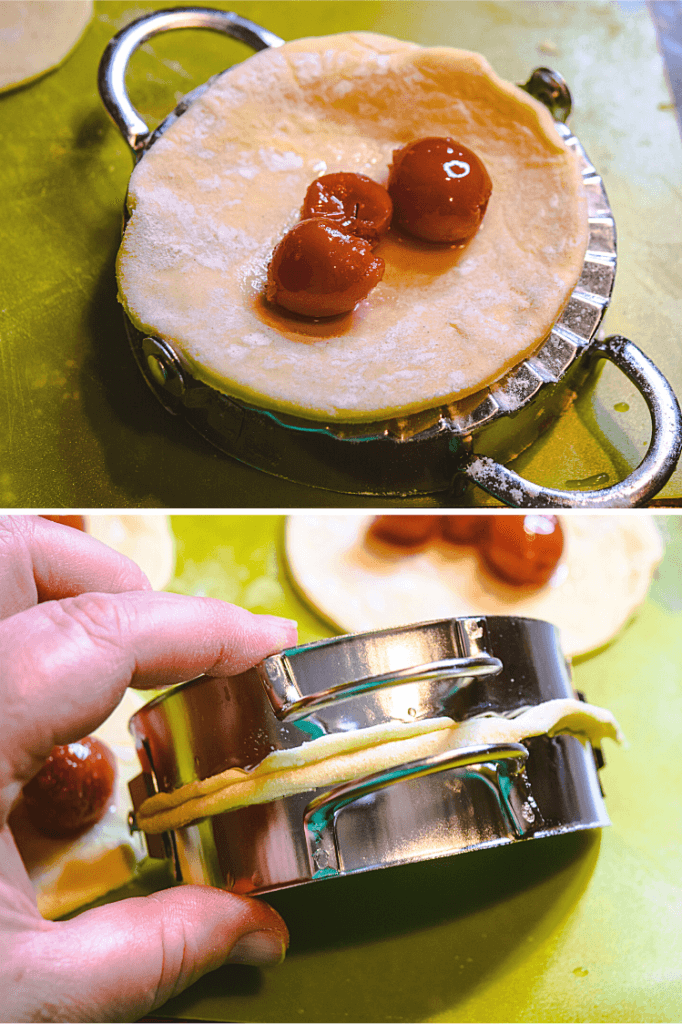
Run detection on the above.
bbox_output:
[266,218,384,317]
[480,515,564,587]
[367,515,440,549]
[301,172,393,247]
[22,737,116,838]
[388,137,492,244]
[440,515,488,545]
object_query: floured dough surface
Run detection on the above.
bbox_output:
[11,689,146,920]
[85,514,175,591]
[136,698,621,834]
[118,32,588,422]
[285,515,663,657]
[0,1,92,92]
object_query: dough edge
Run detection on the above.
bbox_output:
[137,698,621,834]
[118,31,588,422]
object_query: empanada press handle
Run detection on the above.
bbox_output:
[303,743,531,878]
[261,654,503,721]
[462,335,682,508]
[98,7,283,151]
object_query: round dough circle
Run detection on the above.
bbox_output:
[284,514,663,657]
[0,1,93,92]
[118,32,588,422]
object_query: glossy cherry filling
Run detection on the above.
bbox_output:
[388,137,492,244]
[302,172,393,247]
[266,218,385,317]
[22,736,116,838]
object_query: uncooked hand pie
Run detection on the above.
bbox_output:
[117,32,588,422]
[135,698,622,835]
[284,514,663,657]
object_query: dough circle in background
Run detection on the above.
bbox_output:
[0,1,93,92]
[284,515,663,657]
[118,32,588,422]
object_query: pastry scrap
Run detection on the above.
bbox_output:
[135,698,622,835]
[117,32,588,422]
[284,514,663,657]
[0,1,93,92]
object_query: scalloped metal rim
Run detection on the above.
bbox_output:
[132,70,616,445]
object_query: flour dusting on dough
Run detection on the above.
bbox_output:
[118,33,588,421]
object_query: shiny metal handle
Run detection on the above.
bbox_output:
[463,335,682,508]
[263,654,503,721]
[97,6,284,151]
[304,743,530,877]
[521,67,572,123]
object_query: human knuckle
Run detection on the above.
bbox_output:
[105,552,148,592]
[0,514,32,553]
[146,894,195,1003]
[49,593,136,653]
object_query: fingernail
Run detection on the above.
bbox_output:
[262,615,298,643]
[227,930,287,967]
[264,615,298,630]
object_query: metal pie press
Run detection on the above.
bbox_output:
[127,617,610,894]
[99,8,682,507]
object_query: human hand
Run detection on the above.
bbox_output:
[0,516,296,1023]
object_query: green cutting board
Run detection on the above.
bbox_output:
[1,1,681,507]
[83,513,681,1023]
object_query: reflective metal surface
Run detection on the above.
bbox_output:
[463,335,682,507]
[259,616,504,719]
[128,617,610,894]
[98,8,682,505]
[97,6,283,151]
[303,743,533,880]
[521,66,573,122]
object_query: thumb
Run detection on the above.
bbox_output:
[18,886,288,1023]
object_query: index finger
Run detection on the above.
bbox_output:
[0,516,152,620]
[0,590,298,807]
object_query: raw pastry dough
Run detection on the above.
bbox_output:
[136,698,621,834]
[0,1,92,92]
[284,514,663,657]
[118,33,588,422]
